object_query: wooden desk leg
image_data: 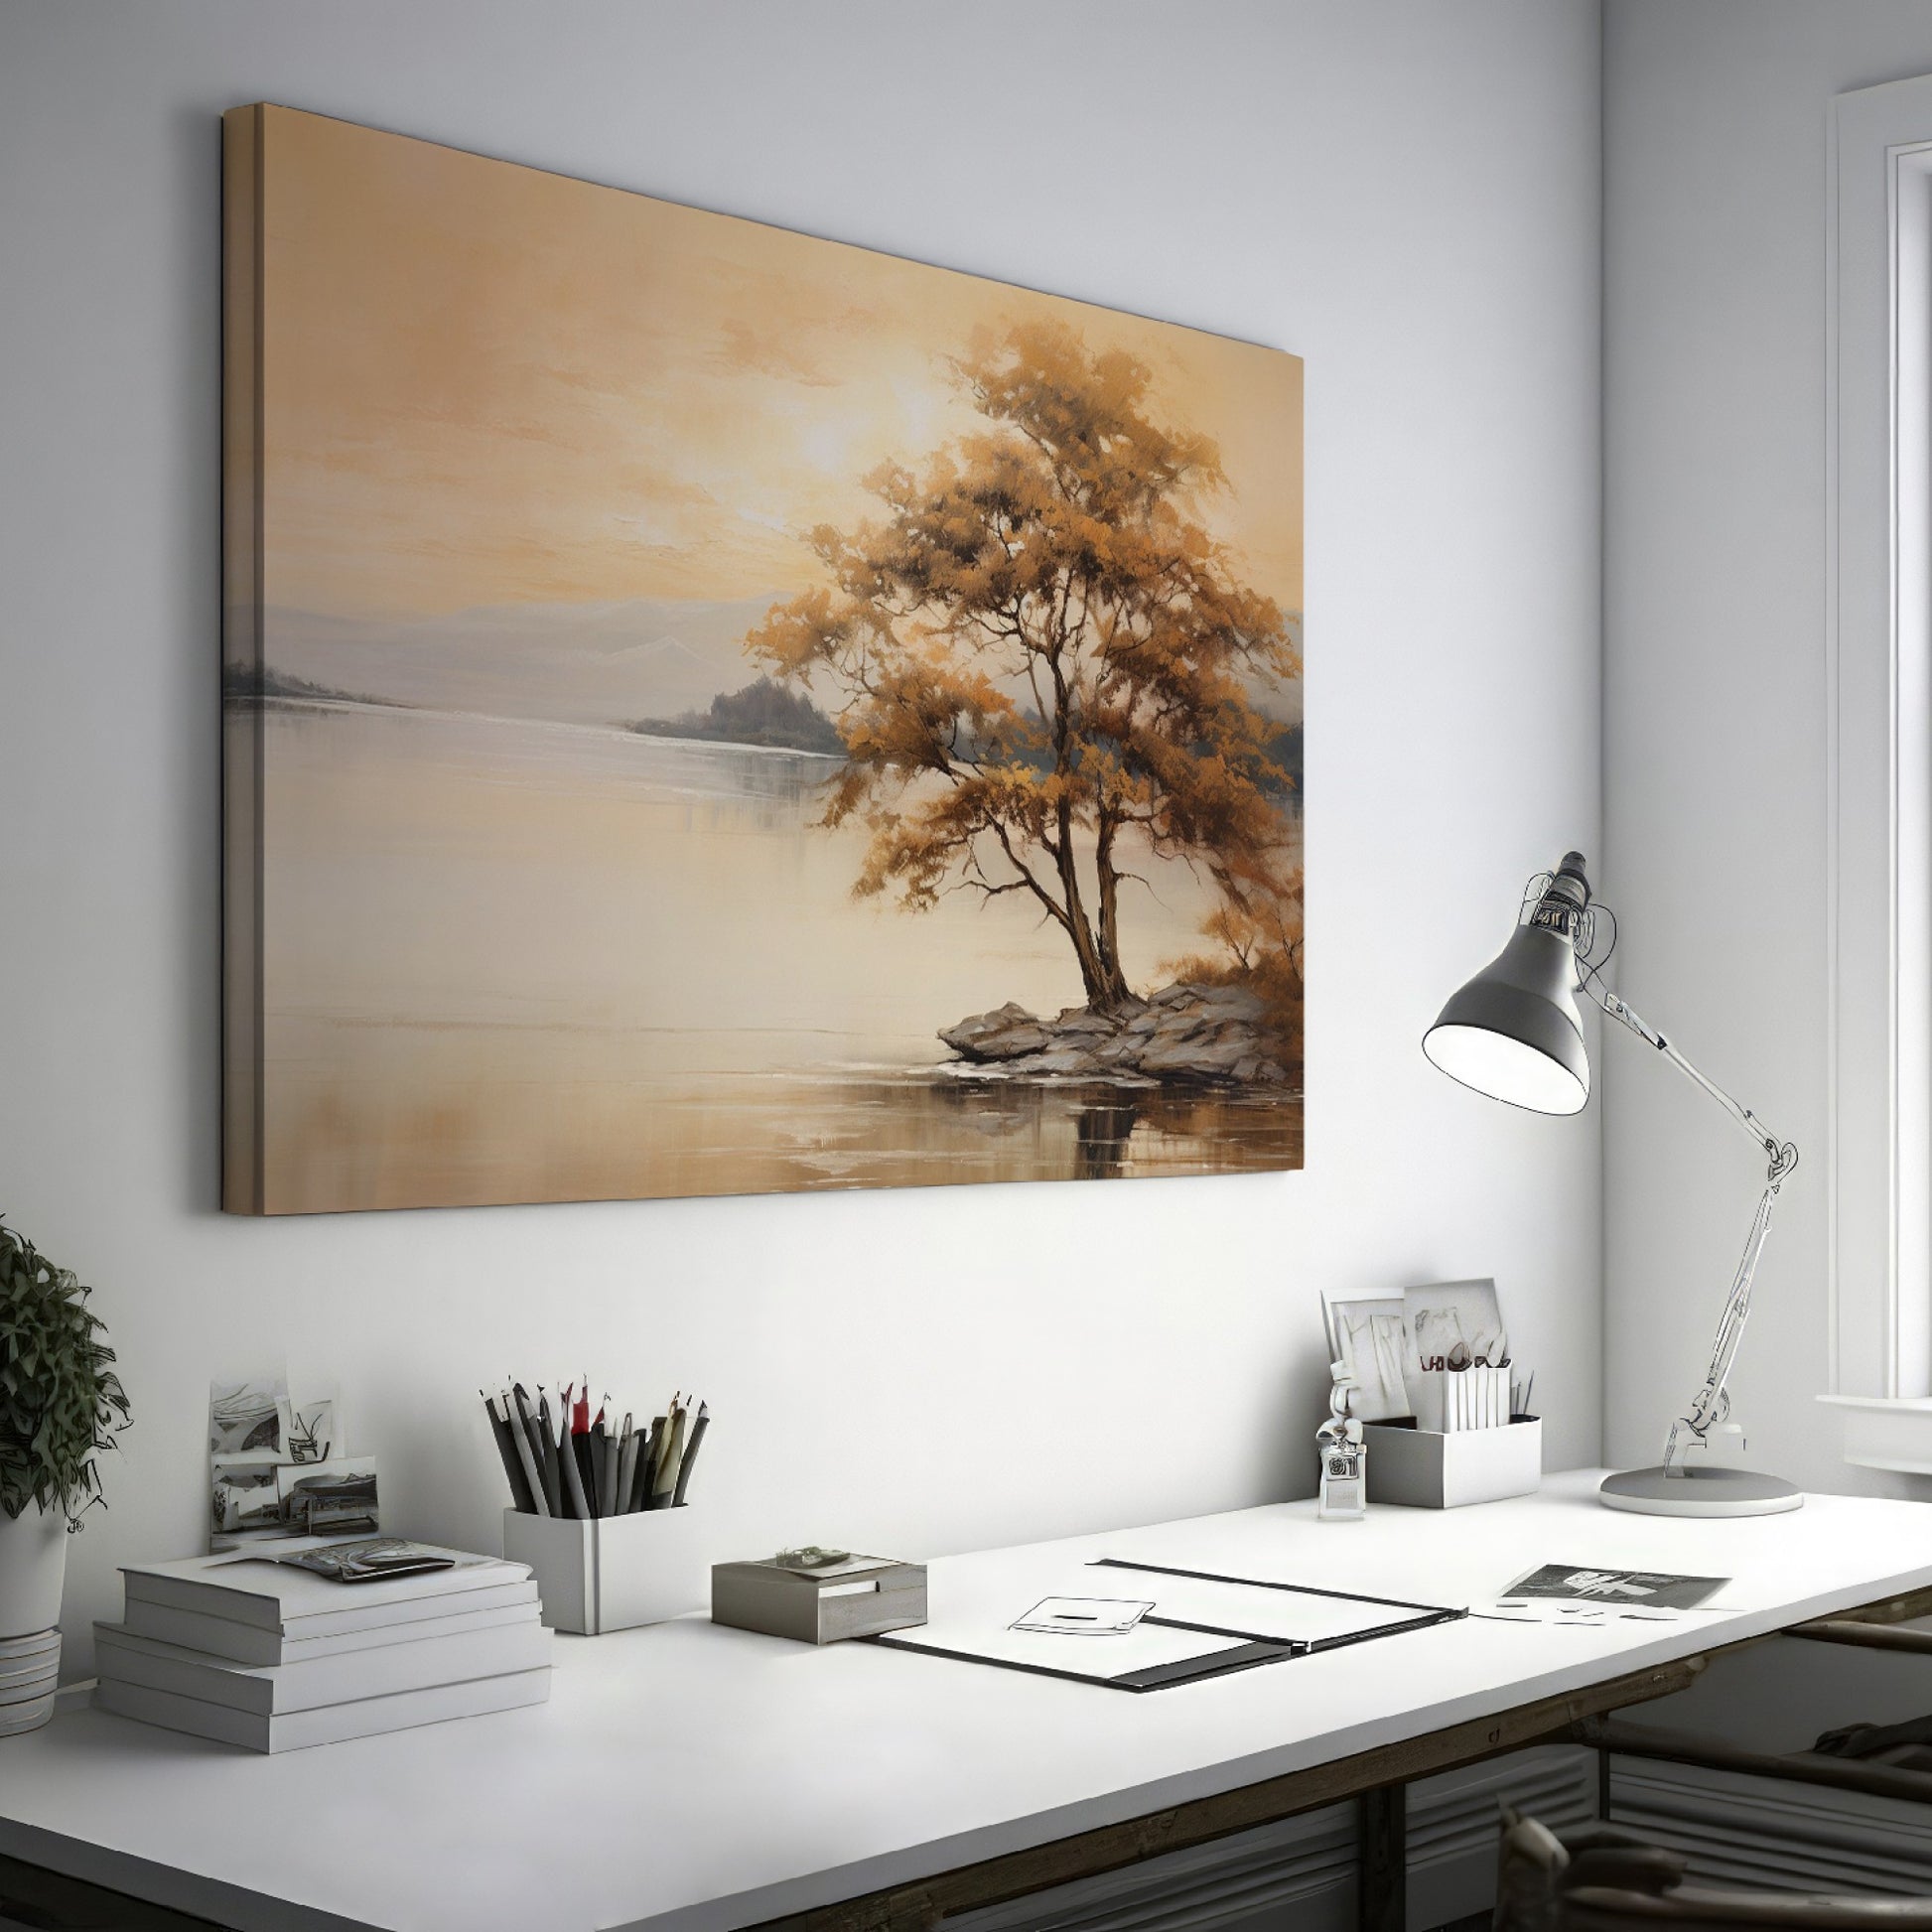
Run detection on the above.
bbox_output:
[1358,1783,1406,1932]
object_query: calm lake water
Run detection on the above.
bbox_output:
[257,703,1303,1211]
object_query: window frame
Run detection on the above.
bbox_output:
[1827,74,1932,1434]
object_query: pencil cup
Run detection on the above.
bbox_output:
[502,1506,710,1635]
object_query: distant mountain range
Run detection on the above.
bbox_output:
[257,597,783,728]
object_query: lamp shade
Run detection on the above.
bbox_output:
[1422,923,1590,1115]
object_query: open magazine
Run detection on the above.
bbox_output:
[271,1539,461,1585]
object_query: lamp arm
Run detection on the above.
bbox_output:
[1577,979,1800,1469]
[1580,982,1793,1168]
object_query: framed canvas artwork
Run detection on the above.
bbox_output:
[222,104,1304,1213]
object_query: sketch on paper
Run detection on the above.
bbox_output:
[1324,1297,1413,1423]
[279,1396,336,1466]
[207,1377,285,1457]
[1402,1280,1507,1374]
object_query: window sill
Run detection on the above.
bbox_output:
[1816,1394,1932,1473]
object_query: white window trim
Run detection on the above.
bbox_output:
[1824,72,1932,1464]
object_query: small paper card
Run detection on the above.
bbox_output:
[1010,1596,1154,1637]
[1481,1598,1684,1626]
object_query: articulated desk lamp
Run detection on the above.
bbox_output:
[1422,852,1802,1518]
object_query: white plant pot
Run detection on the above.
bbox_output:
[0,1503,68,1639]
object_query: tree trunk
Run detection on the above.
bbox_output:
[1069,924,1116,1009]
[1045,658,1128,1011]
[1052,809,1116,1009]
[1093,812,1130,1008]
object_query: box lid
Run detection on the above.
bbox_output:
[712,1555,923,1594]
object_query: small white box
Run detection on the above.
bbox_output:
[501,1507,708,1635]
[1361,1417,1542,1508]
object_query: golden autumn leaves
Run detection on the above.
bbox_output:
[746,320,1303,1031]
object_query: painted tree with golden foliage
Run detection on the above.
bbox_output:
[747,320,1301,1015]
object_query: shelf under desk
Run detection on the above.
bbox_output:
[2,1469,1931,1932]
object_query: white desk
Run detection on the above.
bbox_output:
[2,1471,1930,1932]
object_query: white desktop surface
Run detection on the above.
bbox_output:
[1,1470,1929,1932]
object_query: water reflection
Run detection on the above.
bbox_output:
[1073,1100,1142,1181]
[271,1035,1303,1212]
[258,704,1303,1211]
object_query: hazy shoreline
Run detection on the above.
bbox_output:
[242,691,844,761]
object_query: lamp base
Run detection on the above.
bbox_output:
[1598,1464,1804,1517]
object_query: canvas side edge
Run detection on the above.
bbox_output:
[220,104,267,1214]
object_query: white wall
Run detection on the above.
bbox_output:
[0,0,1603,1671]
[1602,0,1932,1490]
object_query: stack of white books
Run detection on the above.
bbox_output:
[92,1539,551,1752]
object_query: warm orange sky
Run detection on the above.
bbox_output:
[259,106,1304,623]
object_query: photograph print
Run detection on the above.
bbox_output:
[223,105,1304,1213]
[278,1459,380,1537]
[1501,1567,1727,1611]
[210,1460,281,1538]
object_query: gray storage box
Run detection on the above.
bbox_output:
[1361,1417,1542,1508]
[711,1555,926,1644]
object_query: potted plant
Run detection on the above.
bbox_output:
[0,1219,130,1639]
